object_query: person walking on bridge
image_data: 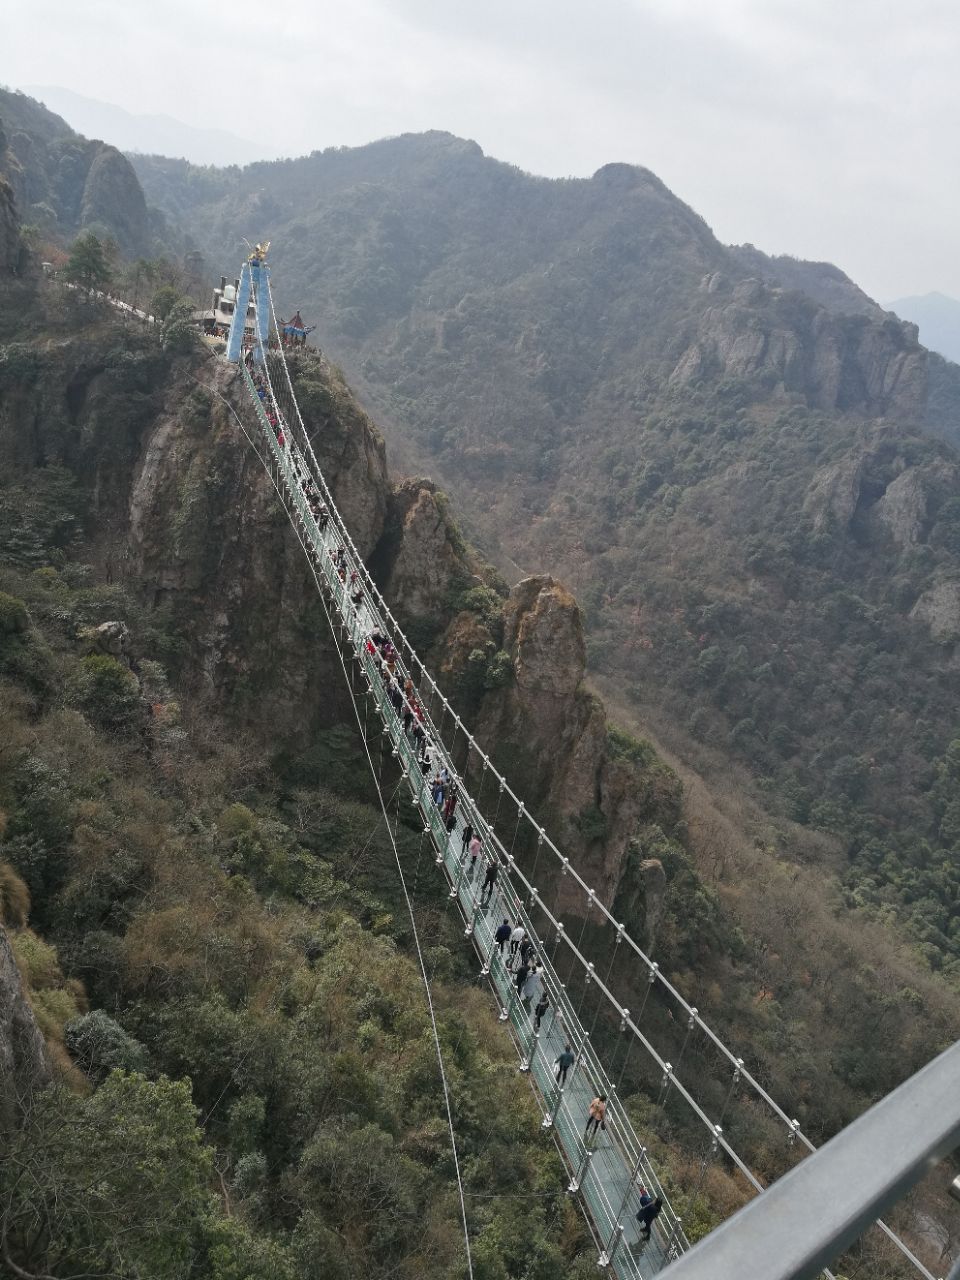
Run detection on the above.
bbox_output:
[480,855,499,905]
[584,1094,607,1142]
[555,1044,575,1088]
[508,924,525,967]
[521,962,542,1011]
[494,919,511,956]
[443,789,458,826]
[637,1196,663,1242]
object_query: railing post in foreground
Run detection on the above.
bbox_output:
[480,928,495,977]
[614,1148,647,1226]
[568,1146,593,1195]
[465,898,481,939]
[598,1222,624,1270]
[543,1080,565,1130]
[499,981,518,1023]
[663,1217,683,1260]
[452,845,469,898]
[520,1026,539,1074]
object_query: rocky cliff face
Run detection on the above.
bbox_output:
[0,172,20,276]
[419,575,682,919]
[0,307,677,926]
[671,274,927,420]
[126,354,390,729]
[372,479,472,622]
[0,120,24,278]
[802,434,959,555]
[0,90,150,256]
[79,145,149,257]
[0,926,49,1128]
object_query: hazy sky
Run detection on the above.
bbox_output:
[6,0,959,301]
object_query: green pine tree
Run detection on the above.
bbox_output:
[63,232,112,293]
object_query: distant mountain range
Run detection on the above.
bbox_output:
[20,85,274,167]
[5,78,960,973]
[887,291,960,364]
[125,131,960,971]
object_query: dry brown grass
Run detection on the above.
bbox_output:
[0,861,30,927]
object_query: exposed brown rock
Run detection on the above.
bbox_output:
[876,468,929,547]
[379,479,467,620]
[463,576,682,913]
[671,292,927,420]
[0,173,19,276]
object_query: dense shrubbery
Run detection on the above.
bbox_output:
[0,556,592,1279]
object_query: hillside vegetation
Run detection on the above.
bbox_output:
[0,552,598,1280]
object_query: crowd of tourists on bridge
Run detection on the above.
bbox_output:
[247,348,666,1252]
[362,623,662,1236]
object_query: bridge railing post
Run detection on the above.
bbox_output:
[568,1146,593,1195]
[499,980,518,1024]
[543,1078,565,1129]
[613,1148,647,1226]
[465,898,481,939]
[598,1221,624,1271]
[520,1025,539,1074]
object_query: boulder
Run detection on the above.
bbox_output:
[79,620,129,656]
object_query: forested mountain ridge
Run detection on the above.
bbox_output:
[0,176,706,1275]
[130,131,960,975]
[2,106,959,1274]
[0,86,150,257]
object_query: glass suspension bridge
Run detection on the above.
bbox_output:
[217,246,960,1280]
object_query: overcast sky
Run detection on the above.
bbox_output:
[6,0,959,301]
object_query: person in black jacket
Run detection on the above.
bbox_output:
[480,857,499,904]
[637,1196,663,1241]
[494,919,511,956]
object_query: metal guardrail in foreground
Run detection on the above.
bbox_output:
[658,1038,960,1280]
